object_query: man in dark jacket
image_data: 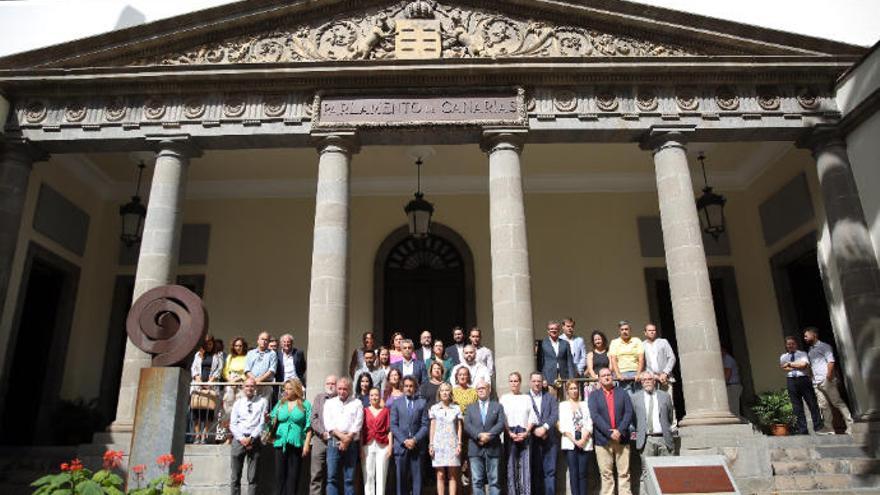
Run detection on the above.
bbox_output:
[589,367,634,495]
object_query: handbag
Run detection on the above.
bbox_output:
[261,416,278,445]
[190,387,218,410]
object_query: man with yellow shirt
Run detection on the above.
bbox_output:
[608,321,644,394]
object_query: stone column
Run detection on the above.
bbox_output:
[482,128,535,387]
[642,129,739,426]
[801,129,880,419]
[110,138,198,433]
[0,138,46,324]
[306,132,357,391]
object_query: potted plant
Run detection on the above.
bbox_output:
[752,389,794,435]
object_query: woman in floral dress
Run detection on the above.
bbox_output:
[429,383,462,495]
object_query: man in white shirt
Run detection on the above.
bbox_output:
[560,317,587,376]
[449,345,491,387]
[230,378,268,495]
[499,371,537,495]
[444,326,467,365]
[779,336,824,435]
[418,330,434,361]
[323,377,364,495]
[469,327,495,378]
[804,327,854,434]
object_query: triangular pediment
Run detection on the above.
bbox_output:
[0,0,865,70]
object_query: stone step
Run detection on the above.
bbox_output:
[764,490,880,495]
[767,432,871,448]
[773,474,880,491]
[773,459,880,476]
[770,444,875,462]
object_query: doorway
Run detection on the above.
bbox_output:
[0,243,79,445]
[771,232,850,421]
[645,266,754,421]
[374,224,475,346]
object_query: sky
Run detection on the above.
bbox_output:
[0,0,876,58]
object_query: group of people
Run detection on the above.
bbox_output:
[201,319,853,495]
[188,331,306,445]
[779,327,854,436]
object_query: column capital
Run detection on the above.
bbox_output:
[796,125,846,156]
[481,127,528,154]
[144,135,202,159]
[1,136,49,164]
[639,125,696,154]
[311,130,360,155]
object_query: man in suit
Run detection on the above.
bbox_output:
[390,375,429,495]
[276,333,307,386]
[632,373,675,483]
[528,371,560,495]
[463,379,506,495]
[444,326,467,366]
[589,367,634,495]
[392,339,428,385]
[539,320,576,395]
[561,317,587,376]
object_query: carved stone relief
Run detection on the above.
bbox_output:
[131,0,698,65]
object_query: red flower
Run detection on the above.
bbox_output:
[170,472,186,486]
[156,453,175,467]
[131,464,146,475]
[69,459,84,472]
[60,463,70,472]
[102,450,124,470]
[178,462,193,474]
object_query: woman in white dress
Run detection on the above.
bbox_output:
[429,382,462,495]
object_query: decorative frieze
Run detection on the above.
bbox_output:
[8,84,838,142]
[130,0,698,66]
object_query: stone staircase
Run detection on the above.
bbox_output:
[765,428,880,495]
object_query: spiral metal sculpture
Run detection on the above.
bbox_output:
[126,285,208,367]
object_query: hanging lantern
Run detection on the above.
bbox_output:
[695,152,727,241]
[404,158,434,238]
[119,161,147,246]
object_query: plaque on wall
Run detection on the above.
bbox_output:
[313,88,526,128]
[644,455,739,495]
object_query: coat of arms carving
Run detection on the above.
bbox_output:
[131,0,698,66]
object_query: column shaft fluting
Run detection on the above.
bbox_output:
[646,131,738,425]
[306,134,355,389]
[484,129,535,386]
[810,134,880,418]
[0,140,42,325]
[111,140,193,432]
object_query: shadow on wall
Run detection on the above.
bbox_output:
[116,5,146,29]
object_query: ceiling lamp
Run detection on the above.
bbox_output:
[404,157,434,238]
[695,151,727,241]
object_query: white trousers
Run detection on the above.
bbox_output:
[363,440,390,495]
[814,379,854,430]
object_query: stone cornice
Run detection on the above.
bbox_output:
[0,57,857,96]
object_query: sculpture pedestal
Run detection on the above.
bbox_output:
[128,367,190,484]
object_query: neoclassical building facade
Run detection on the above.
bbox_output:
[0,0,878,490]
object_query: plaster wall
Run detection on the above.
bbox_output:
[0,144,829,407]
[0,157,118,401]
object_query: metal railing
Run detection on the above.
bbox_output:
[187,381,286,445]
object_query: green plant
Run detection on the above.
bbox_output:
[30,451,191,495]
[751,389,795,427]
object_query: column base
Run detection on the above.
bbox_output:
[107,421,134,433]
[679,411,744,426]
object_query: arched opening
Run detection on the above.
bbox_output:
[373,223,475,346]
